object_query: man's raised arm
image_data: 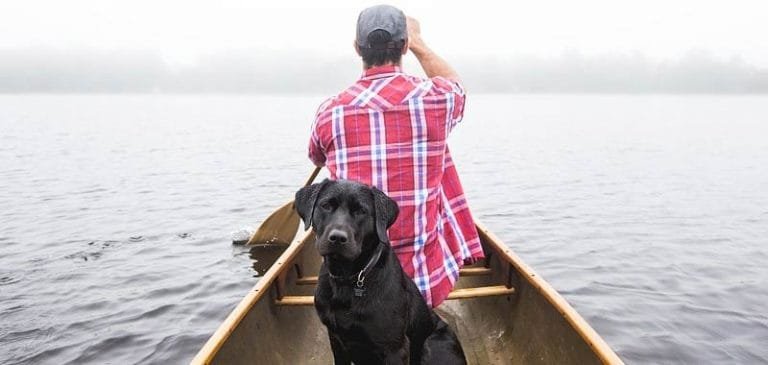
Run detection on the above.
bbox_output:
[406,16,461,84]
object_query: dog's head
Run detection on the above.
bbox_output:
[295,179,399,261]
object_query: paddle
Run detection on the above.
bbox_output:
[246,166,322,245]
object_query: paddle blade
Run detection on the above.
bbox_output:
[247,200,300,245]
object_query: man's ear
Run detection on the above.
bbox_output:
[295,179,331,231]
[371,187,399,244]
[353,40,362,57]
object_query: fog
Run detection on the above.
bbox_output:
[1,48,766,94]
[2,1,767,93]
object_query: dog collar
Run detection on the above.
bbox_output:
[328,243,385,297]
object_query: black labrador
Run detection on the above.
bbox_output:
[295,179,467,365]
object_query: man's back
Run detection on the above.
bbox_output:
[309,65,483,307]
[310,65,463,209]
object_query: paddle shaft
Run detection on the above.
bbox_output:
[304,166,322,187]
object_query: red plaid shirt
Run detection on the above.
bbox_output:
[308,65,484,307]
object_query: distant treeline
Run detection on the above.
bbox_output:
[1,48,767,94]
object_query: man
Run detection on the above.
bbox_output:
[307,4,483,307]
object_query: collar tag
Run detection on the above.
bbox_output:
[354,271,366,297]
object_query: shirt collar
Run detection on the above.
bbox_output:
[361,65,403,80]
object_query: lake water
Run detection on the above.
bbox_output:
[1,94,767,364]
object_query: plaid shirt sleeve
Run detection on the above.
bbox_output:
[308,124,325,167]
[431,77,467,133]
[308,98,334,167]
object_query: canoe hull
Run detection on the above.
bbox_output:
[192,222,622,364]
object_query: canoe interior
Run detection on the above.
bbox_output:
[195,224,621,364]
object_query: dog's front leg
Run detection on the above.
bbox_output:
[328,333,351,365]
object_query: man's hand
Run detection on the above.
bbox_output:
[405,15,460,83]
[405,16,423,52]
[406,16,427,56]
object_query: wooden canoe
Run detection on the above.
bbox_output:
[192,221,624,364]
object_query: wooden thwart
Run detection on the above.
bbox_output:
[275,296,313,306]
[459,267,493,276]
[295,267,492,286]
[275,285,515,306]
[295,276,320,285]
[447,285,515,300]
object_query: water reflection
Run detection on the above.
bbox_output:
[248,244,288,277]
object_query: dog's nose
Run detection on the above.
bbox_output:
[328,229,348,244]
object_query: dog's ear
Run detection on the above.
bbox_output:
[371,187,399,244]
[295,179,331,231]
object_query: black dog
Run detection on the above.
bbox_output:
[295,179,466,365]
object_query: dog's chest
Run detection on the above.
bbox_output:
[326,307,393,352]
[322,294,402,343]
[325,288,363,330]
[328,308,358,332]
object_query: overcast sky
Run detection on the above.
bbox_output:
[2,0,767,67]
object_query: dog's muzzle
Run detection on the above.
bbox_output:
[317,227,360,260]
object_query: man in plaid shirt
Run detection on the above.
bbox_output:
[307,5,484,307]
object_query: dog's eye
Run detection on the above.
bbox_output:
[354,208,367,216]
[320,202,333,211]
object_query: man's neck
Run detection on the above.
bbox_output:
[362,62,401,70]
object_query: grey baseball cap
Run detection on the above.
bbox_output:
[356,5,407,49]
